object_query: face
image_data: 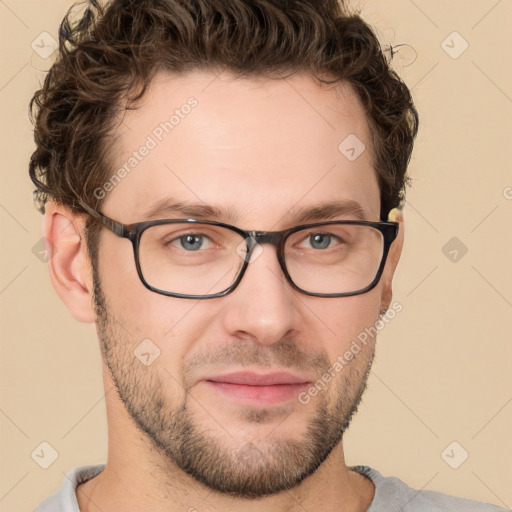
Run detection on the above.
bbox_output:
[91,70,398,498]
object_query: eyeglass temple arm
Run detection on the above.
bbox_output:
[78,200,129,238]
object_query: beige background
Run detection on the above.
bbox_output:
[1,1,511,510]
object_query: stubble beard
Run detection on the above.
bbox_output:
[92,267,375,498]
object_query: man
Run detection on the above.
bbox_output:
[29,0,506,511]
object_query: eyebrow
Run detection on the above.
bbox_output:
[141,198,239,222]
[140,197,371,224]
[290,200,370,223]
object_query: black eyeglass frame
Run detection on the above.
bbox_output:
[80,202,399,299]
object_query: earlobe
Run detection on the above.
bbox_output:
[42,201,96,323]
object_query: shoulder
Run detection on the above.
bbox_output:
[351,465,510,512]
[33,464,105,512]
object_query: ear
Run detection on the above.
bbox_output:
[379,208,404,315]
[42,201,96,323]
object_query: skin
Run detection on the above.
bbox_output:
[43,70,404,512]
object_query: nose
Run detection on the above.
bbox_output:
[220,242,301,346]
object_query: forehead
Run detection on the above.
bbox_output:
[103,70,380,227]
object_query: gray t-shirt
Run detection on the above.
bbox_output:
[34,463,509,511]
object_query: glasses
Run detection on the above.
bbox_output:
[80,202,398,299]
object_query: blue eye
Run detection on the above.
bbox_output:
[308,233,332,250]
[178,234,205,251]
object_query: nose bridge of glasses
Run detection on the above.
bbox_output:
[240,231,290,287]
[250,231,283,248]
[242,231,286,269]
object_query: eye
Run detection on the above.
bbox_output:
[169,233,214,251]
[299,232,343,250]
[308,233,333,250]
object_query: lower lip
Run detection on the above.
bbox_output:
[205,381,310,406]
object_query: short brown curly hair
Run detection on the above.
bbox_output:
[29,0,418,225]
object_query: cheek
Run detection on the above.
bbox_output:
[96,237,224,370]
[310,290,382,362]
[98,231,194,329]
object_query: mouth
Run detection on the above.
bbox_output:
[202,371,312,406]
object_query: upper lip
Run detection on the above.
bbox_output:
[204,371,311,386]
